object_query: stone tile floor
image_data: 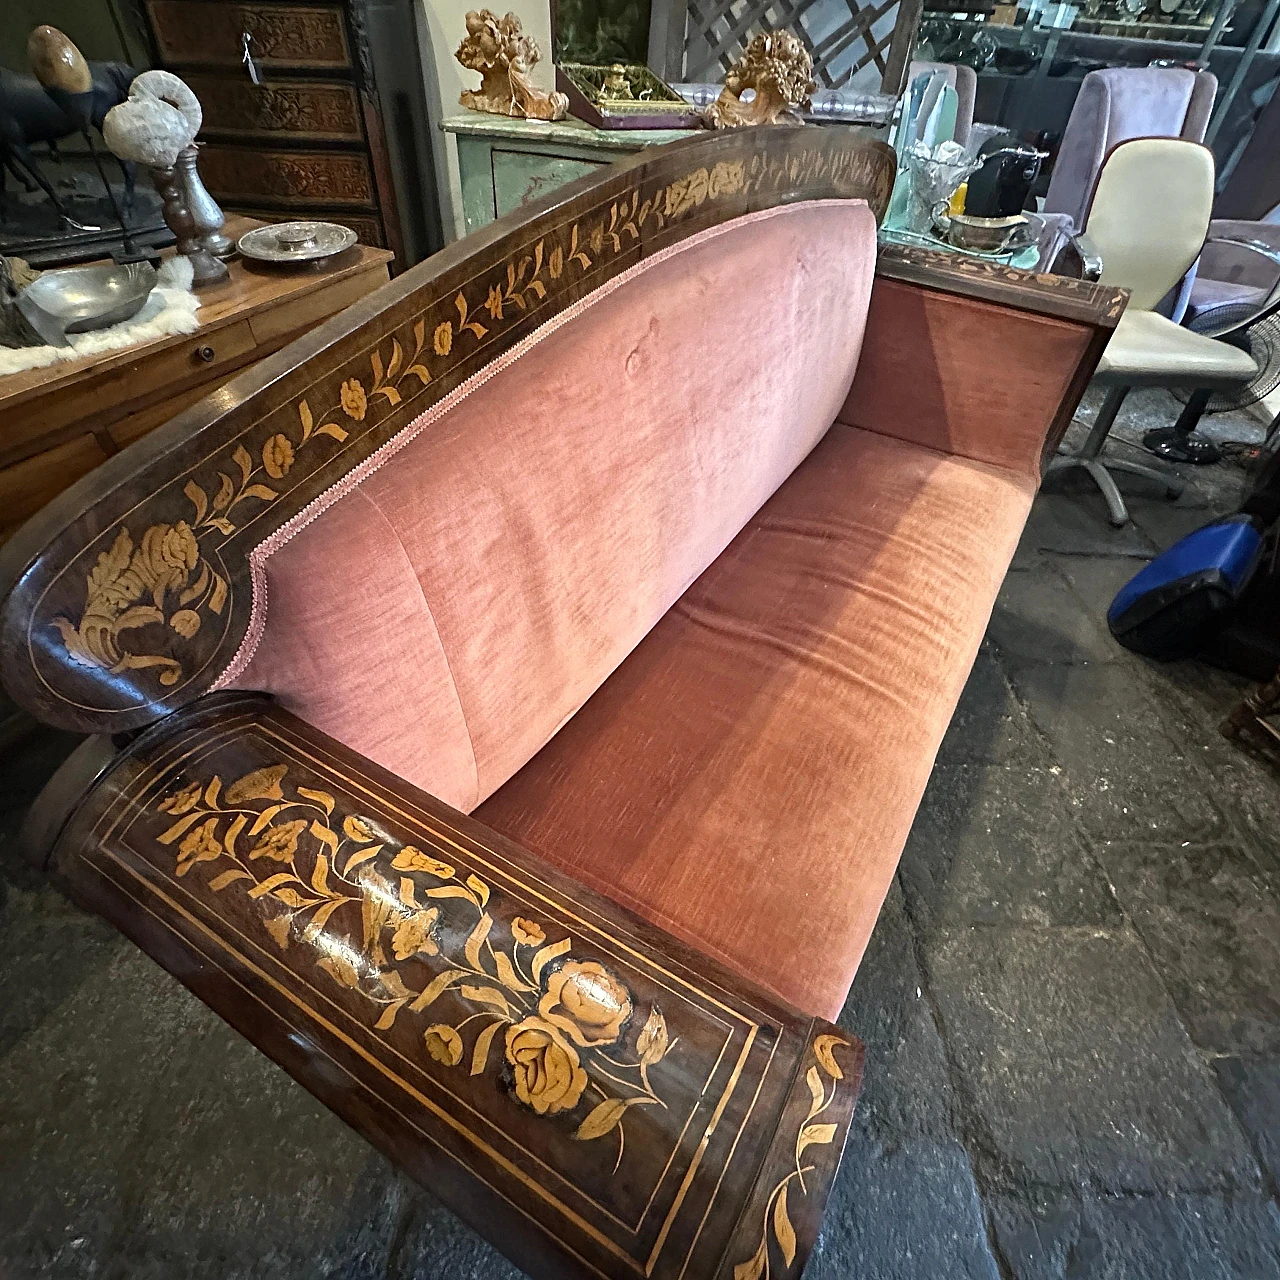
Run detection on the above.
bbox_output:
[3,387,1280,1279]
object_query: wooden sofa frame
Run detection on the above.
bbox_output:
[1,128,1125,1280]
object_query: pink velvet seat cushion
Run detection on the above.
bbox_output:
[476,424,1036,1021]
[227,200,879,813]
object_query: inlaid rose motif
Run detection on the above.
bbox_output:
[176,818,221,875]
[159,780,201,814]
[425,1024,463,1065]
[340,378,367,420]
[392,847,454,878]
[225,764,287,805]
[155,760,673,1162]
[504,1018,587,1115]
[135,521,200,599]
[262,433,295,479]
[433,322,452,356]
[169,609,201,639]
[538,961,632,1048]
[512,917,545,947]
[248,818,306,862]
[343,815,375,842]
[392,907,439,960]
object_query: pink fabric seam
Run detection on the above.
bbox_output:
[214,198,871,691]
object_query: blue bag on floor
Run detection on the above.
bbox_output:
[1107,515,1264,661]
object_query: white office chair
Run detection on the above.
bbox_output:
[1044,137,1259,527]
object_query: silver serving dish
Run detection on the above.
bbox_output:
[16,261,158,348]
[237,221,358,264]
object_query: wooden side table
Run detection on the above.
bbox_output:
[0,217,393,547]
[442,114,693,238]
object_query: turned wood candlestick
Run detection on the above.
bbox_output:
[152,163,228,287]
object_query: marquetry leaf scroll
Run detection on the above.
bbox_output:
[19,131,897,733]
[154,764,674,1167]
[48,145,892,694]
[733,1033,850,1279]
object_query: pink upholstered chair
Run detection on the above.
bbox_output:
[0,130,1126,1279]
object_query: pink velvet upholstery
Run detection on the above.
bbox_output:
[477,424,1036,1019]
[228,201,879,812]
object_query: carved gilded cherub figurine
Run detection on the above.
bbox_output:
[704,30,815,129]
[455,9,569,122]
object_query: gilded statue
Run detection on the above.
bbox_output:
[455,9,569,122]
[704,30,815,129]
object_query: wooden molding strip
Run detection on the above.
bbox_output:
[876,240,1128,329]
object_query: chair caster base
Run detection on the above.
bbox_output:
[1042,451,1183,528]
[1142,426,1221,465]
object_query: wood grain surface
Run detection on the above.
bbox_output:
[0,127,897,736]
[39,693,864,1280]
[0,217,392,546]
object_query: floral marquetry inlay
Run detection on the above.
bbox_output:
[153,763,674,1161]
[734,1034,851,1279]
[26,132,897,727]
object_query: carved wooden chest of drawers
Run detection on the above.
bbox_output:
[143,0,440,266]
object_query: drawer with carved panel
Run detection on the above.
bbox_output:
[198,145,375,207]
[183,73,364,143]
[147,1,352,69]
[141,0,419,266]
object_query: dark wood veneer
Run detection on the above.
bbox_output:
[0,127,897,737]
[0,130,1124,741]
[2,129,1125,1280]
[876,241,1127,327]
[41,694,862,1280]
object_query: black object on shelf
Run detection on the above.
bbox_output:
[965,136,1046,216]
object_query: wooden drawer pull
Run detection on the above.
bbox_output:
[195,344,216,363]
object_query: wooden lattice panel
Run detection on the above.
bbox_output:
[681,0,901,89]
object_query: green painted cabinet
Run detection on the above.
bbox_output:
[444,114,692,238]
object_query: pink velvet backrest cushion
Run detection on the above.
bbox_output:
[224,201,879,811]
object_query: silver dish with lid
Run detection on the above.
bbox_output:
[237,221,358,264]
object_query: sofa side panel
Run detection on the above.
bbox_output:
[39,692,861,1280]
[839,277,1107,483]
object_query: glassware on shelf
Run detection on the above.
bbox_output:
[903,142,982,235]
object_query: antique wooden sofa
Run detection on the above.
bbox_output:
[0,129,1124,1279]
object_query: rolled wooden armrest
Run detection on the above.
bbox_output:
[32,692,863,1280]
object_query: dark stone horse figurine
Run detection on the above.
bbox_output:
[0,61,136,226]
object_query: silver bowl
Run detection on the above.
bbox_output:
[17,261,158,347]
[931,210,1042,256]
